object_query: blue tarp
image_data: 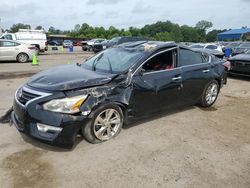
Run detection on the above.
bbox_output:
[217,28,250,40]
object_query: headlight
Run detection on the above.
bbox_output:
[42,95,88,114]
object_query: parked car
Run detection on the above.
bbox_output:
[189,43,205,49]
[190,43,223,52]
[222,42,241,52]
[232,42,250,56]
[92,40,108,53]
[228,50,250,76]
[192,48,224,59]
[12,41,227,147]
[0,29,48,53]
[81,40,88,51]
[63,40,73,48]
[0,39,37,63]
[85,39,106,51]
[93,36,149,53]
[47,40,60,46]
[204,43,223,52]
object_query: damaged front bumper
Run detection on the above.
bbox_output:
[12,87,88,148]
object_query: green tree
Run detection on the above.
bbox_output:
[10,23,31,32]
[35,26,43,30]
[154,32,172,41]
[195,20,213,31]
[206,29,226,42]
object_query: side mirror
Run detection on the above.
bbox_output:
[125,69,133,86]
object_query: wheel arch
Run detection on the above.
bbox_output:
[16,52,29,62]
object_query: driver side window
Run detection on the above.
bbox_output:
[142,50,176,72]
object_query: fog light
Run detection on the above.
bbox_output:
[37,123,62,133]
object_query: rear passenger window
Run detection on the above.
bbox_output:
[1,41,17,47]
[179,49,203,66]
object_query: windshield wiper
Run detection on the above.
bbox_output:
[106,56,113,74]
[92,53,103,71]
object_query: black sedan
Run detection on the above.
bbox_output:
[11,41,227,147]
[228,50,250,76]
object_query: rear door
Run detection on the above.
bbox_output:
[178,48,213,104]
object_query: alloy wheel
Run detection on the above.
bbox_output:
[93,109,122,141]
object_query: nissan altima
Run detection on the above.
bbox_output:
[12,41,227,147]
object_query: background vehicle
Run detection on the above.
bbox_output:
[12,41,226,147]
[228,49,250,76]
[0,39,37,63]
[81,40,88,51]
[63,40,73,48]
[222,42,241,53]
[92,40,108,53]
[190,43,223,52]
[0,29,47,53]
[47,40,60,46]
[85,39,106,51]
[93,36,148,53]
[232,42,250,56]
[204,43,223,52]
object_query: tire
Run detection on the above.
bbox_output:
[199,80,220,107]
[17,53,29,63]
[82,104,124,144]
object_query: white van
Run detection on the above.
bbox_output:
[0,29,48,52]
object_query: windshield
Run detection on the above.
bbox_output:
[246,50,250,54]
[82,48,143,73]
[240,43,250,48]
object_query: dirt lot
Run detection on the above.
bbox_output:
[0,54,250,187]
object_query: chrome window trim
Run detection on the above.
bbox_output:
[132,46,212,76]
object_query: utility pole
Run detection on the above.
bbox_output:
[0,18,2,35]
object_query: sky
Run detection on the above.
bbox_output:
[0,0,250,31]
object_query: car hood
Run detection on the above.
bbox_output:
[27,64,117,91]
[229,54,250,61]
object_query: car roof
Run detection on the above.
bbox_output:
[117,41,194,54]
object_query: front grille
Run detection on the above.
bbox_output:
[18,89,41,105]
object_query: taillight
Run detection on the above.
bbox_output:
[223,61,231,71]
[45,41,48,46]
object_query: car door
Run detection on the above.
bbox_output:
[0,41,17,60]
[178,48,213,104]
[130,48,183,117]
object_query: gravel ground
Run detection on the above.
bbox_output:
[0,62,249,187]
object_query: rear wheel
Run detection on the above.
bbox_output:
[199,80,219,107]
[82,104,124,144]
[17,53,29,63]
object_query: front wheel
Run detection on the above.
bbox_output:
[199,80,220,107]
[82,104,124,144]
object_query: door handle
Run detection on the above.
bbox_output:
[202,69,210,73]
[172,76,182,81]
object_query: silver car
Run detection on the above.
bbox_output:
[0,39,37,63]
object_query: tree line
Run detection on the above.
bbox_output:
[4,20,227,42]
